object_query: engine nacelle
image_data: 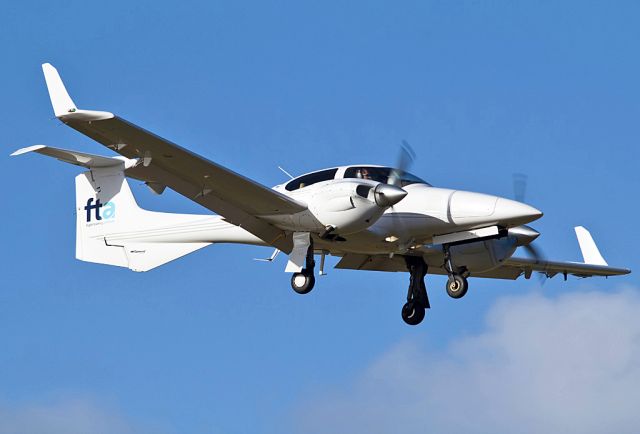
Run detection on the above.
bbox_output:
[304,180,405,235]
[449,237,518,274]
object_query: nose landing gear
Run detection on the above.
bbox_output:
[291,242,316,295]
[291,272,315,294]
[401,256,430,326]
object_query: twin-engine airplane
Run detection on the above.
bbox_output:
[13,63,630,325]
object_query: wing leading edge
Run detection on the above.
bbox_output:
[41,63,306,253]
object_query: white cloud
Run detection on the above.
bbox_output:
[0,397,144,434]
[294,288,640,434]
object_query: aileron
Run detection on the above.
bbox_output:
[502,257,630,278]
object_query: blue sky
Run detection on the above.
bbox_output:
[1,1,639,433]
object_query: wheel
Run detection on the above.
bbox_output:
[446,274,468,299]
[291,272,315,294]
[401,302,426,326]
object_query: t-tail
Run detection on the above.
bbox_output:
[10,145,259,271]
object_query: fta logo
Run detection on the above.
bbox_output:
[84,198,116,222]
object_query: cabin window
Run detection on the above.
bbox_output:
[343,166,429,187]
[285,168,339,191]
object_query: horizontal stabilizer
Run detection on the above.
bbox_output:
[11,144,137,169]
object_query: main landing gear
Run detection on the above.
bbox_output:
[446,274,468,299]
[443,245,469,299]
[400,249,471,326]
[291,243,316,295]
[402,256,430,326]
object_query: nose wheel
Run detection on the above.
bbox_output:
[291,272,315,294]
[402,256,430,326]
[290,240,316,295]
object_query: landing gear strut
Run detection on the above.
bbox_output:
[291,242,316,295]
[443,245,468,299]
[401,256,430,326]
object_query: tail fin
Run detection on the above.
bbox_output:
[75,165,212,271]
[11,144,213,271]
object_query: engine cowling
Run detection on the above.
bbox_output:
[449,237,518,274]
[304,180,406,235]
[447,226,539,273]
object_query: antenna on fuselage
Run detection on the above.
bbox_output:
[278,166,295,179]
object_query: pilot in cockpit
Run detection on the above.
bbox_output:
[356,168,372,180]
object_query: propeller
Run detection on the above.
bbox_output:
[512,173,547,282]
[388,140,416,187]
[513,173,528,203]
[384,141,417,252]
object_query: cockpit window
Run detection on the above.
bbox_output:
[343,166,429,187]
[285,168,339,191]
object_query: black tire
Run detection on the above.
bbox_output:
[291,272,315,294]
[446,275,468,299]
[401,302,426,326]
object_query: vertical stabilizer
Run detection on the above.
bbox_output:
[75,166,212,271]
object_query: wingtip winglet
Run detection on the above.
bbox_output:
[42,62,77,117]
[574,226,608,266]
[40,63,115,122]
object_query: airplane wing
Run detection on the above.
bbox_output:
[335,227,631,280]
[333,253,525,279]
[335,254,630,280]
[333,253,523,279]
[41,63,306,253]
[498,257,630,279]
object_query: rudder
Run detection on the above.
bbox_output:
[13,144,220,272]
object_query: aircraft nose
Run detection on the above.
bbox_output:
[374,183,408,207]
[493,198,543,226]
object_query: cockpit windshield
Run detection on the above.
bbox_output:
[343,166,429,187]
[285,168,339,191]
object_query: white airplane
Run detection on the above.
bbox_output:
[12,63,631,325]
